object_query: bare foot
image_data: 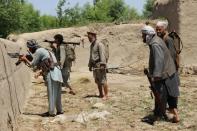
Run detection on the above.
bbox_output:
[102,96,109,100]
[172,116,180,123]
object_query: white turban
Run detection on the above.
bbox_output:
[156,21,168,29]
[141,25,156,35]
[141,25,156,44]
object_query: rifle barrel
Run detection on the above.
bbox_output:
[63,42,80,45]
[44,40,80,45]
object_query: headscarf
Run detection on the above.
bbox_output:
[141,25,156,44]
[27,39,39,48]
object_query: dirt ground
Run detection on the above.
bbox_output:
[15,71,197,131]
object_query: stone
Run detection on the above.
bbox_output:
[92,103,105,109]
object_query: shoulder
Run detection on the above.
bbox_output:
[151,36,164,45]
[165,35,174,43]
[36,48,46,54]
[97,41,104,47]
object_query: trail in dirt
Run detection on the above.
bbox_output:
[16,72,197,131]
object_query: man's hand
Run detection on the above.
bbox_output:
[50,43,58,49]
[89,67,92,72]
[100,65,105,70]
[153,77,161,82]
[34,70,42,79]
[20,55,27,62]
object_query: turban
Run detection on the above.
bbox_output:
[27,39,38,48]
[141,25,156,44]
[141,25,156,35]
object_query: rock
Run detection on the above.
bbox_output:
[51,115,67,124]
[73,112,88,124]
[92,103,105,109]
[72,111,111,124]
[87,111,111,121]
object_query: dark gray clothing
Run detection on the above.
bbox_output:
[165,73,180,97]
[153,80,168,117]
[165,36,180,86]
[148,36,176,79]
[149,36,179,97]
[165,36,177,65]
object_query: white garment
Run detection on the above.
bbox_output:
[50,66,63,83]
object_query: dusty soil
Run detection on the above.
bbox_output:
[15,71,197,131]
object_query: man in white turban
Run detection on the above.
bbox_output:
[141,25,178,124]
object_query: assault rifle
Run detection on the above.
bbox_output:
[144,68,154,99]
[44,40,80,46]
[144,68,165,120]
[7,50,33,66]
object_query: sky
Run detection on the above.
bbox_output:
[27,0,147,16]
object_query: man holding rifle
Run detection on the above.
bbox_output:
[87,31,109,100]
[45,34,76,95]
[20,39,63,117]
[141,25,179,123]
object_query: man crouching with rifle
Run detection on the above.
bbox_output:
[141,25,178,124]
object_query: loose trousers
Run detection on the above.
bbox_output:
[61,67,71,88]
[46,73,62,115]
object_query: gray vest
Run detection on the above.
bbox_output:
[149,36,176,79]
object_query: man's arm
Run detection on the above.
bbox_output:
[98,43,106,65]
[88,46,93,71]
[152,44,164,79]
[166,37,176,62]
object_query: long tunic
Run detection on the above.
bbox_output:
[148,36,179,97]
[165,35,180,86]
[88,40,106,68]
[53,44,73,87]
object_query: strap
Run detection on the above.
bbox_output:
[48,51,54,63]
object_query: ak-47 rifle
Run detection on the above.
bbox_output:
[44,40,80,46]
[144,68,165,117]
[144,68,154,99]
[7,50,33,66]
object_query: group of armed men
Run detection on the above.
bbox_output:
[20,20,180,124]
[20,32,109,117]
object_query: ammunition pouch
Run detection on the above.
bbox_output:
[38,58,54,73]
[38,51,59,73]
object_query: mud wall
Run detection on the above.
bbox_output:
[152,0,197,72]
[0,39,31,131]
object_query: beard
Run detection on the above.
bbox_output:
[157,32,165,38]
[30,48,37,54]
[143,37,146,43]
